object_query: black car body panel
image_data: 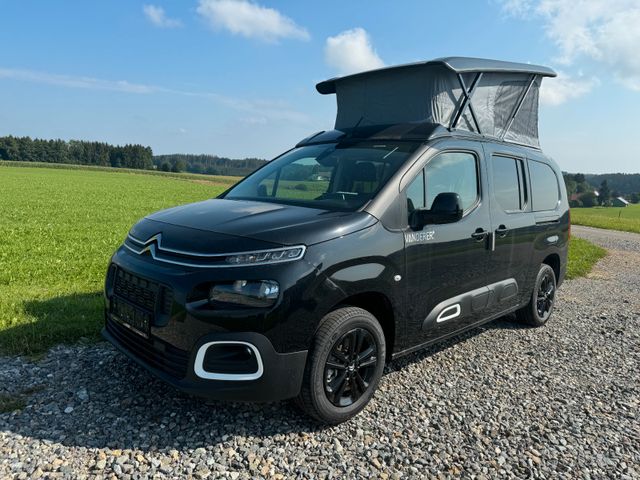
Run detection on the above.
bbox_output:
[103,133,569,402]
[144,199,378,246]
[103,58,568,404]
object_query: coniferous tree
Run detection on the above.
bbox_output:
[599,180,611,206]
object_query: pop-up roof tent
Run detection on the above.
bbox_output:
[316,57,556,148]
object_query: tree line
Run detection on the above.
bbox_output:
[563,173,640,207]
[0,136,268,176]
[153,154,266,176]
[584,173,640,196]
[0,135,153,170]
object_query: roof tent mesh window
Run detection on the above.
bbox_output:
[503,77,541,147]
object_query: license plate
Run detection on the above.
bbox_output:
[112,297,151,337]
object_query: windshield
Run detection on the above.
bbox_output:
[224,142,420,211]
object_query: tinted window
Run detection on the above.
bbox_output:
[492,156,526,211]
[425,152,478,211]
[529,160,560,211]
[406,170,425,216]
[225,142,419,211]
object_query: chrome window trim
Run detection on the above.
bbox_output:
[124,233,306,268]
[193,341,264,381]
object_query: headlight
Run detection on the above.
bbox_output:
[225,246,306,266]
[209,280,280,308]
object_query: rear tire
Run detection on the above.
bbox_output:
[516,264,557,327]
[296,307,386,425]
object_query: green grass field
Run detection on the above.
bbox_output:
[0,165,608,356]
[571,204,640,234]
[0,166,234,356]
[565,237,606,280]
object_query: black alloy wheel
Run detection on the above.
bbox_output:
[324,328,378,407]
[515,263,557,327]
[536,270,555,320]
[296,306,386,424]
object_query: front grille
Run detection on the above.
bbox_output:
[106,317,189,379]
[114,269,158,311]
[158,287,173,316]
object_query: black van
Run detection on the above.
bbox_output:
[103,58,569,424]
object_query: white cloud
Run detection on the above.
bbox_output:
[0,67,310,124]
[499,0,533,16]
[200,95,310,123]
[0,67,160,94]
[499,0,640,91]
[324,28,385,75]
[196,0,309,42]
[540,71,599,105]
[143,4,182,28]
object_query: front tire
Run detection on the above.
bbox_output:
[296,307,386,425]
[516,264,557,327]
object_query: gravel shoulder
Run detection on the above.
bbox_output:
[1,229,639,479]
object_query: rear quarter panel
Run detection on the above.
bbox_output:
[527,153,570,287]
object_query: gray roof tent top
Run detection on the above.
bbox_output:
[316,57,556,94]
[316,57,556,148]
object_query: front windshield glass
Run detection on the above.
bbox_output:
[224,142,419,211]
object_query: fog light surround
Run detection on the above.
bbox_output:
[194,341,264,381]
[209,280,280,308]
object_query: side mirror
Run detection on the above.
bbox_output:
[409,192,463,230]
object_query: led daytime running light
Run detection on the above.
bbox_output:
[225,246,306,266]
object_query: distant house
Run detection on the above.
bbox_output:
[612,197,629,207]
[569,190,600,200]
[308,174,329,181]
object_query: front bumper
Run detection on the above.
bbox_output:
[102,235,318,402]
[102,320,307,402]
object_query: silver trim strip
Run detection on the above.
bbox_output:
[193,341,264,381]
[436,304,461,323]
[125,233,306,268]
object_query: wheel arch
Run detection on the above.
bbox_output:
[331,291,396,360]
[542,253,561,282]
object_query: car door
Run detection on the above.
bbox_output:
[403,141,494,344]
[483,146,536,314]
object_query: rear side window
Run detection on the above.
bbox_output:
[529,160,560,211]
[492,156,526,212]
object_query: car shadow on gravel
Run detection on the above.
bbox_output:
[386,314,525,373]
[0,292,103,356]
[2,313,525,451]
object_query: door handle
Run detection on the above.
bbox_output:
[495,225,509,238]
[471,228,488,241]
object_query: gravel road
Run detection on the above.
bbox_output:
[1,227,639,479]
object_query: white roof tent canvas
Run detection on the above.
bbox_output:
[316,57,557,148]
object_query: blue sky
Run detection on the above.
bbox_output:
[1,0,638,173]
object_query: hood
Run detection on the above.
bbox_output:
[143,199,378,246]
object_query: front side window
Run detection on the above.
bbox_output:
[405,151,479,222]
[225,142,419,211]
[492,155,526,212]
[425,152,479,211]
[529,160,560,211]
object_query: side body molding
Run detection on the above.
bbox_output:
[422,278,518,331]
